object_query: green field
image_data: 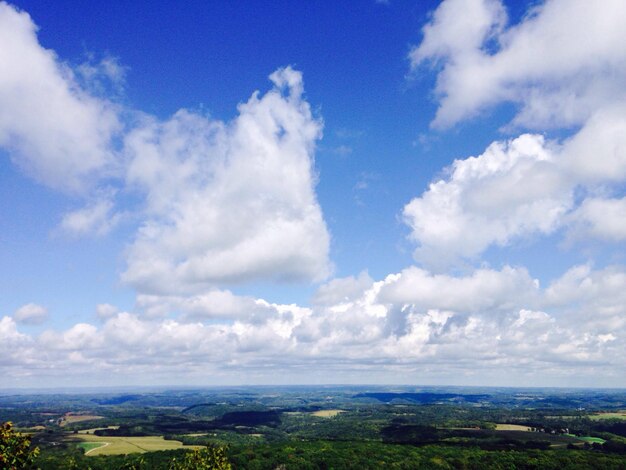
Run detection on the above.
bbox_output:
[589,412,626,421]
[76,442,108,454]
[59,414,104,426]
[72,434,202,456]
[578,436,607,444]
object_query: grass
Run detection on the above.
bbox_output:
[494,424,531,431]
[311,409,345,418]
[72,434,202,456]
[59,414,104,426]
[577,436,606,444]
[77,442,108,454]
[589,412,626,421]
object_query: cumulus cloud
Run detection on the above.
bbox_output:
[545,265,626,325]
[0,1,331,292]
[410,0,626,130]
[13,303,48,324]
[567,197,626,242]
[2,0,625,386]
[561,103,626,183]
[0,2,121,192]
[378,265,538,313]
[312,271,374,306]
[2,264,624,385]
[95,303,119,320]
[403,134,571,266]
[405,0,626,264]
[122,67,331,293]
[135,290,273,321]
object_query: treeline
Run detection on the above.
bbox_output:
[227,440,626,469]
[33,441,626,470]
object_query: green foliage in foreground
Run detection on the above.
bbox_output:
[0,421,39,469]
[169,446,231,470]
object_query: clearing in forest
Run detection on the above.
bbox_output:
[495,424,531,431]
[59,414,104,426]
[311,409,345,418]
[589,412,626,421]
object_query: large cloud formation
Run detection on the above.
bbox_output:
[410,0,626,130]
[405,0,626,267]
[1,264,623,385]
[0,2,331,293]
[123,68,331,293]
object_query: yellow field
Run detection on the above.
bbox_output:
[59,414,104,426]
[72,434,202,456]
[589,412,626,421]
[495,424,531,431]
[311,409,345,418]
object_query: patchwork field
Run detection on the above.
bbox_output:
[311,409,345,418]
[59,414,104,426]
[495,424,531,431]
[589,412,626,421]
[77,442,108,455]
[72,434,202,456]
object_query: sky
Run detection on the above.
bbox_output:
[1,0,625,388]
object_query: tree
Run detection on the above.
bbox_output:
[0,421,39,469]
[168,445,231,470]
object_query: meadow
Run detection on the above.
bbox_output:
[590,412,626,421]
[310,409,345,418]
[72,434,202,456]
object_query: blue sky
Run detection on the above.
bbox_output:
[1,0,625,388]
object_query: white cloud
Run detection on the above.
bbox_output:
[410,0,626,130]
[13,303,48,324]
[405,0,626,262]
[0,2,121,192]
[403,134,571,267]
[0,2,330,292]
[567,197,626,242]
[1,263,625,385]
[95,303,119,320]
[60,197,121,237]
[561,103,626,183]
[0,316,29,343]
[2,0,625,386]
[122,67,331,294]
[378,265,538,313]
[0,0,331,292]
[312,271,374,306]
[135,290,273,321]
[545,265,626,322]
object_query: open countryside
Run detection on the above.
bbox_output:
[2,0,626,468]
[1,386,624,468]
